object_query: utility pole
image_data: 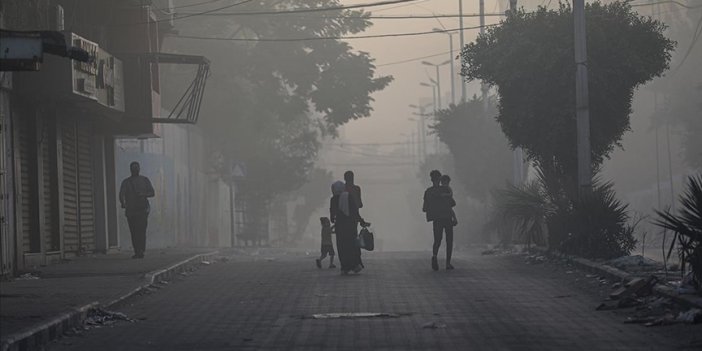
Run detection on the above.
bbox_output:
[509,0,524,186]
[458,0,466,103]
[574,0,592,194]
[433,28,456,106]
[479,0,488,111]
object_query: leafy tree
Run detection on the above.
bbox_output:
[163,0,392,242]
[460,1,674,190]
[431,97,513,201]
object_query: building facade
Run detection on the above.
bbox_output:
[0,0,224,278]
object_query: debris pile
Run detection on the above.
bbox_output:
[595,275,701,326]
[524,255,548,264]
[606,255,664,273]
[16,272,40,280]
[84,308,134,329]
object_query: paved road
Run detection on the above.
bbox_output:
[48,250,700,350]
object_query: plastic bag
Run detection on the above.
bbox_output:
[358,227,374,251]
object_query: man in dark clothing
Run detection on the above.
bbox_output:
[423,170,456,271]
[119,162,155,259]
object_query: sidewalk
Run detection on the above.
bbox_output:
[0,248,218,349]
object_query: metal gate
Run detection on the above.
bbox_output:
[0,90,13,276]
[61,118,96,254]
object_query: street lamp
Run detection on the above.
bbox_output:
[421,59,451,109]
[419,82,438,112]
[409,103,432,160]
[433,28,456,106]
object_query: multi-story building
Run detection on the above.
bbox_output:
[0,0,224,278]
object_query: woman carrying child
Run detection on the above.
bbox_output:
[330,180,368,275]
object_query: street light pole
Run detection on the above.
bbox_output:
[574,0,592,194]
[410,103,432,160]
[479,0,488,111]
[435,65,441,109]
[508,0,524,186]
[422,60,451,110]
[420,82,437,112]
[433,28,456,106]
[458,0,466,103]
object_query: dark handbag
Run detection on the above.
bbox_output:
[358,227,374,251]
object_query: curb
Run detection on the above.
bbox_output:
[533,248,702,310]
[0,251,218,351]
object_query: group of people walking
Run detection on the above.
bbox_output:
[317,169,458,274]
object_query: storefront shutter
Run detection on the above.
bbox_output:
[76,123,95,252]
[61,119,79,253]
[18,118,35,253]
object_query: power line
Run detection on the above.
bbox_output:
[673,12,702,72]
[157,0,230,10]
[376,50,452,67]
[169,24,495,42]
[179,12,506,19]
[325,140,431,146]
[168,0,422,19]
[631,0,702,9]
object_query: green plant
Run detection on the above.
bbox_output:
[431,98,513,201]
[492,180,554,248]
[654,174,702,287]
[460,1,674,195]
[559,181,637,259]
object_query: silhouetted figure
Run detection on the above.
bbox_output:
[119,162,155,259]
[423,170,456,271]
[331,180,368,275]
[316,217,336,269]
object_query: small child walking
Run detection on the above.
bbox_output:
[316,217,337,269]
[440,175,458,227]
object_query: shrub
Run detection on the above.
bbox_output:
[558,181,637,259]
[654,174,702,287]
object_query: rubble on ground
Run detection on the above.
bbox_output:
[16,272,40,280]
[84,308,134,329]
[606,255,664,272]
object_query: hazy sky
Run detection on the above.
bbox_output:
[339,0,508,144]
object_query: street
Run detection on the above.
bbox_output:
[46,250,700,350]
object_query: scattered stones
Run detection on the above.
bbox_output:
[309,312,402,319]
[422,321,447,329]
[84,308,134,329]
[16,273,40,280]
[609,276,658,300]
[676,308,702,324]
[606,255,664,272]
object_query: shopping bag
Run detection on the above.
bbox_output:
[359,227,374,251]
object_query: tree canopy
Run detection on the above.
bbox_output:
[163,0,392,232]
[460,1,674,184]
[431,98,513,201]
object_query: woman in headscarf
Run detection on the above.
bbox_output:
[330,180,368,274]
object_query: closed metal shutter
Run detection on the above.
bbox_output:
[76,123,95,252]
[40,119,58,251]
[62,119,79,253]
[0,91,13,276]
[18,118,35,253]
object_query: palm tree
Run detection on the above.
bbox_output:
[654,174,702,287]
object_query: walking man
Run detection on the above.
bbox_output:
[119,161,155,259]
[422,170,456,271]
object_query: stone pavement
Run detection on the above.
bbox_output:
[0,248,215,339]
[45,250,702,350]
